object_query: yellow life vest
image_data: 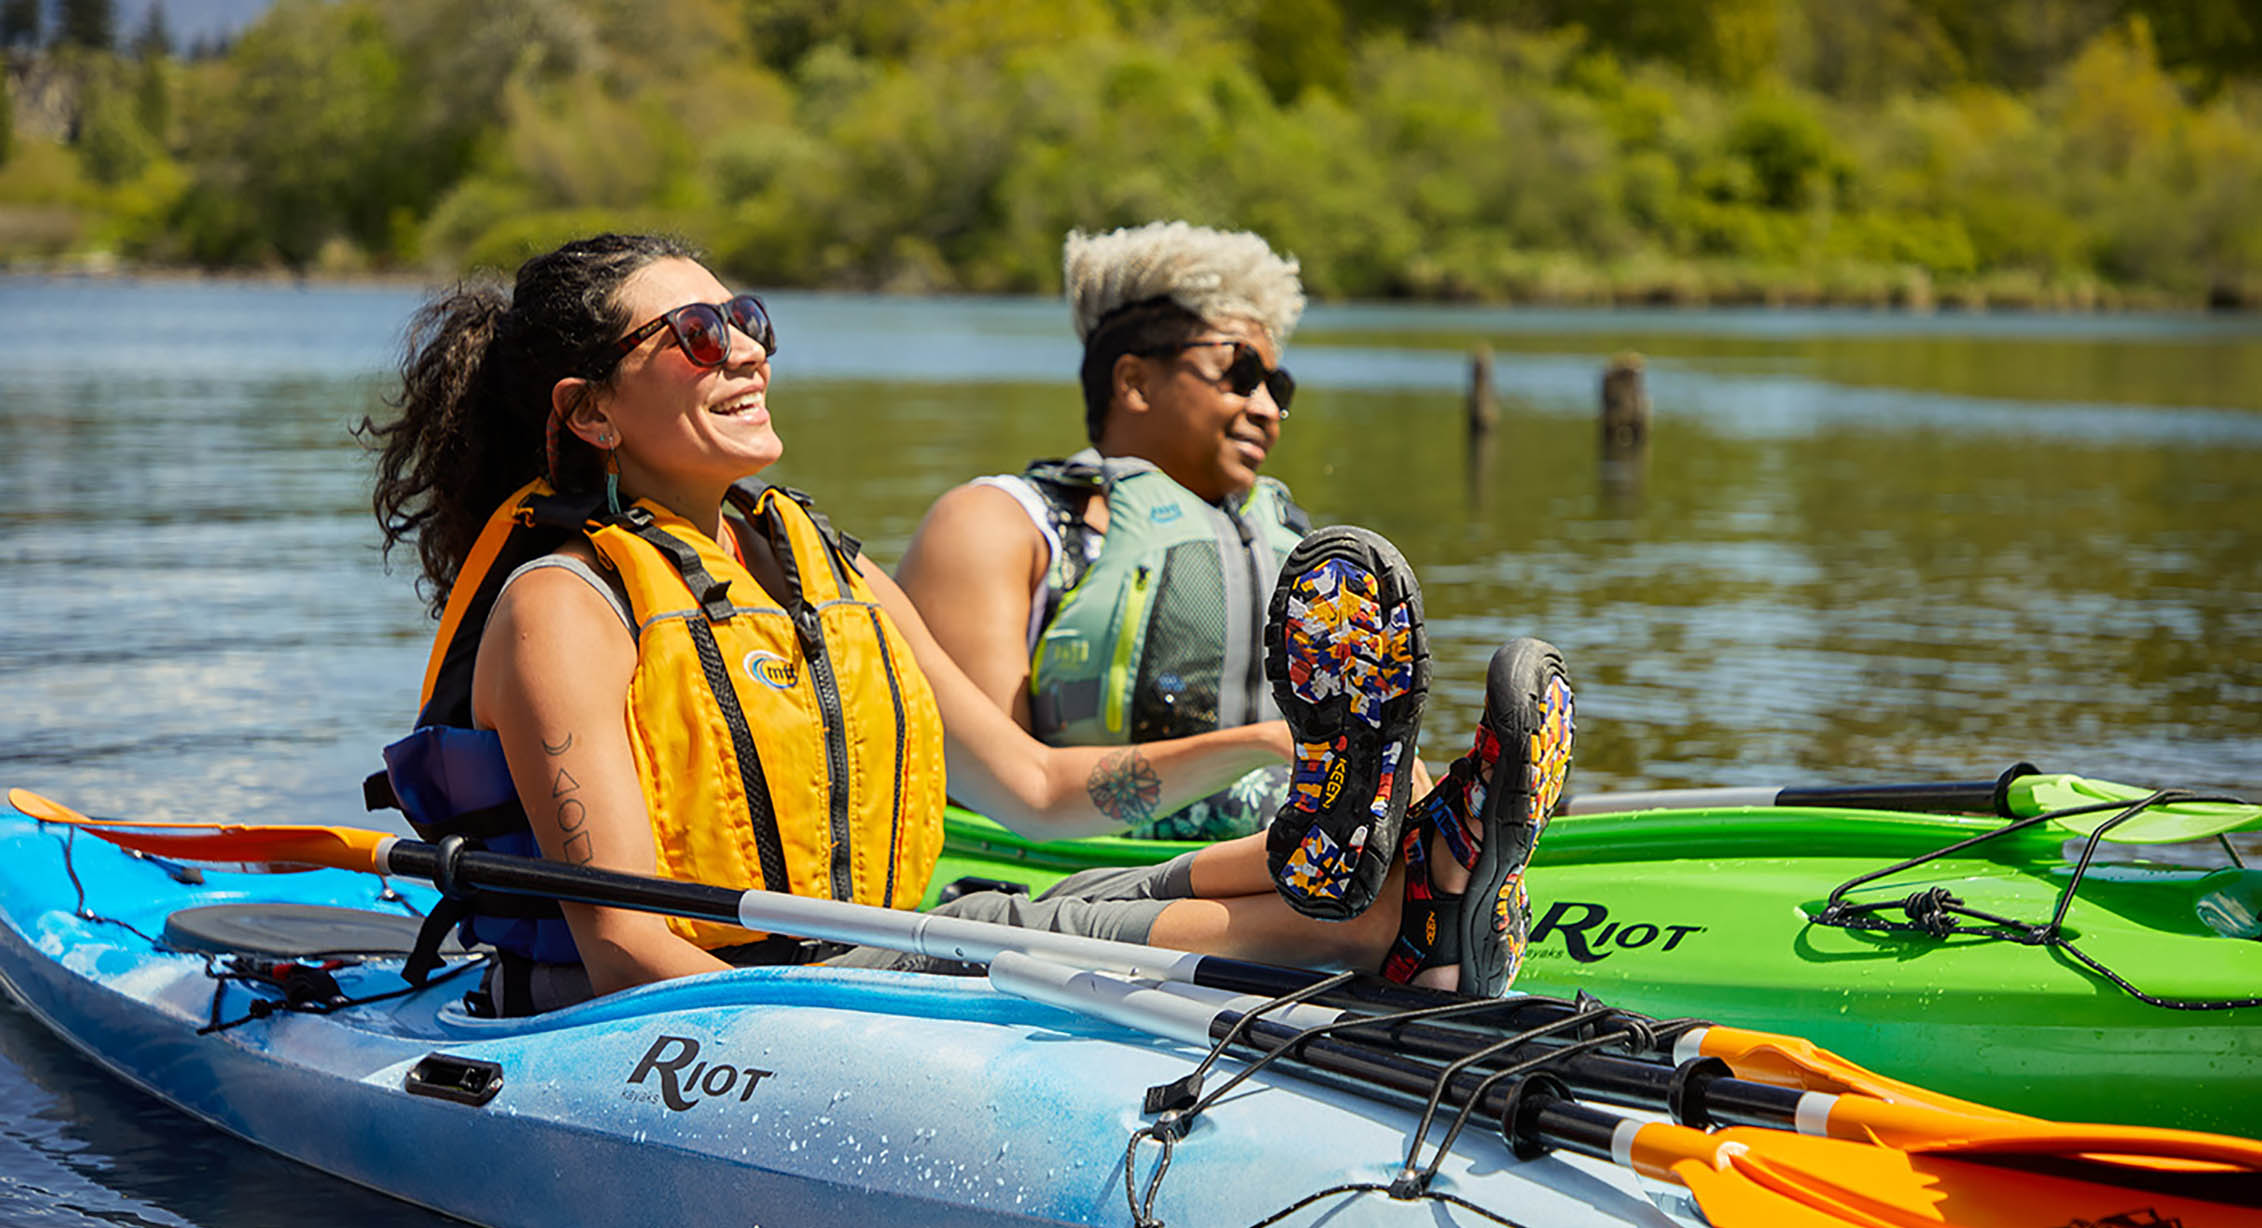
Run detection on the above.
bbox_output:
[419,478,946,950]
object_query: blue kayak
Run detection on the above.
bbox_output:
[0,806,1687,1228]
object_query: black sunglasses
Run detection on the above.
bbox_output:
[1140,340,1295,416]
[587,293,777,380]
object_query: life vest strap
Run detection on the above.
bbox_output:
[753,482,863,582]
[611,509,738,623]
[603,495,796,898]
[1030,678,1105,732]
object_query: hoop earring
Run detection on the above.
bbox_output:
[603,444,623,516]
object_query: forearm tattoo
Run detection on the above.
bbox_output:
[1086,748,1162,827]
[546,733,593,864]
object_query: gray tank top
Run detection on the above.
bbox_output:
[496,554,635,636]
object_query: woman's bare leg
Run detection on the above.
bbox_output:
[1165,822,1473,979]
[1147,859,1406,969]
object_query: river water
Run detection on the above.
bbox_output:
[0,277,2256,1224]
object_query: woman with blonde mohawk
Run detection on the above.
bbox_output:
[901,221,1574,996]
[901,221,1323,842]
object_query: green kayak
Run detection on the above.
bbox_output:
[927,788,2262,1138]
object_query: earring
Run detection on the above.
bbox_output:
[603,443,623,516]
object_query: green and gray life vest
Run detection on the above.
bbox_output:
[982,451,1310,839]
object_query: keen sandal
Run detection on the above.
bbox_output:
[1262,526,1429,920]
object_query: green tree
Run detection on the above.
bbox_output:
[55,0,116,51]
[1907,0,2118,91]
[133,49,170,142]
[1250,0,1351,102]
[0,0,39,48]
[76,72,158,184]
[174,0,410,266]
[1724,90,1848,210]
[2132,0,2262,92]
[131,2,172,58]
[0,70,14,168]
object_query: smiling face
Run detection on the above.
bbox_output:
[1120,316,1284,504]
[561,257,778,514]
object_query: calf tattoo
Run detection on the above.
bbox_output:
[1087,748,1162,827]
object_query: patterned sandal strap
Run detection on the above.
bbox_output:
[1412,756,1486,873]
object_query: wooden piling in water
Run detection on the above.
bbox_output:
[1600,352,1649,459]
[1467,346,1497,440]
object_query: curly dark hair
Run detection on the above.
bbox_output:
[358,233,702,616]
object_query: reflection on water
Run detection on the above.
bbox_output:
[0,995,456,1228]
[0,277,2257,1225]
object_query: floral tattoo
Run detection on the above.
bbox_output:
[1086,748,1162,827]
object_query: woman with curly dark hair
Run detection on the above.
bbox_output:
[362,233,1558,1015]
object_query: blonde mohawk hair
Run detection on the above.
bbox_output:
[1064,221,1305,344]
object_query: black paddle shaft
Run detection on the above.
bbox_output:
[1772,760,2040,815]
[1205,1007,1809,1132]
[1196,1011,1704,1165]
[384,838,751,926]
[1188,955,1709,1062]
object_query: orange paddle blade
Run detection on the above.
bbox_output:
[1696,1025,2032,1120]
[1684,1126,2259,1228]
[8,790,392,875]
[1828,1095,2262,1173]
[1624,1120,1955,1226]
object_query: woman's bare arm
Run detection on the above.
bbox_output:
[893,482,1050,726]
[472,565,730,995]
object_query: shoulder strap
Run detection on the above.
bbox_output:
[606,506,739,623]
[1255,476,1313,536]
[1021,457,1106,595]
[416,484,606,729]
[731,480,863,595]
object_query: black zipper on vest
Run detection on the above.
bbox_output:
[617,514,792,893]
[865,608,909,907]
[755,505,857,904]
[792,605,855,901]
[687,616,793,893]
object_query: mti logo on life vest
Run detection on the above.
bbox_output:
[625,1035,774,1111]
[741,650,797,690]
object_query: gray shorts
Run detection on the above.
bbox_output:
[827,852,1200,975]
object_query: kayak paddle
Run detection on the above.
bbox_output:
[1566,762,2261,843]
[996,955,2262,1226]
[1024,960,2262,1170]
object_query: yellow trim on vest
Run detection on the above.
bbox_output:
[1103,563,1153,736]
